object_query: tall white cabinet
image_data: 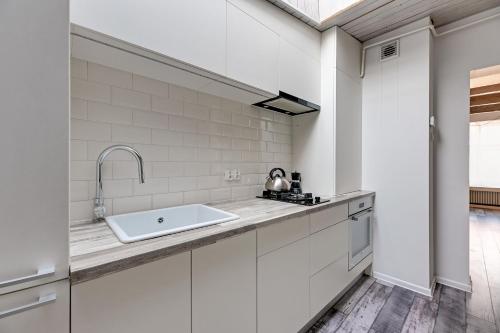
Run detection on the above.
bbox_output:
[293,27,362,196]
[362,18,434,294]
[0,0,69,331]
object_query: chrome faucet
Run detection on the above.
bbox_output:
[94,145,145,221]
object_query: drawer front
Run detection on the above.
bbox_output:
[348,196,373,215]
[0,280,69,333]
[310,221,348,275]
[310,256,351,317]
[310,204,348,234]
[257,215,309,256]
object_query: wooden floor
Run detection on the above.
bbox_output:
[308,209,500,333]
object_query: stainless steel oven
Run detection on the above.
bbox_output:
[348,197,373,270]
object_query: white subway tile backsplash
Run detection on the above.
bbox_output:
[232,138,250,150]
[210,108,232,124]
[87,101,133,125]
[250,141,266,152]
[169,85,197,103]
[112,124,151,144]
[133,110,169,129]
[98,179,134,198]
[87,141,134,161]
[133,74,169,97]
[152,129,183,146]
[267,142,281,153]
[169,115,198,133]
[184,190,210,204]
[72,79,111,103]
[242,151,260,162]
[153,192,184,209]
[183,133,209,148]
[232,114,251,127]
[71,119,111,141]
[112,87,151,110]
[210,188,231,202]
[152,162,184,178]
[184,103,209,120]
[170,177,197,192]
[198,176,221,189]
[198,92,221,108]
[71,58,87,79]
[133,178,169,195]
[71,181,89,201]
[169,146,197,161]
[113,160,152,179]
[88,63,133,89]
[222,150,242,162]
[71,98,87,120]
[221,99,243,113]
[210,136,232,149]
[71,140,87,160]
[113,196,152,215]
[152,95,183,115]
[184,162,211,176]
[71,160,111,180]
[133,144,170,161]
[70,59,292,222]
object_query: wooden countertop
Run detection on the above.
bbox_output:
[70,191,374,284]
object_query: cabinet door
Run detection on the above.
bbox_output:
[227,3,280,94]
[0,280,69,333]
[279,39,321,105]
[0,0,69,294]
[71,252,191,333]
[310,221,348,275]
[71,0,227,75]
[258,238,309,333]
[192,231,256,333]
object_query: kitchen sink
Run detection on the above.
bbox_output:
[105,204,240,243]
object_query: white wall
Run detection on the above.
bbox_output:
[293,27,361,196]
[362,21,433,294]
[70,59,292,222]
[434,8,500,289]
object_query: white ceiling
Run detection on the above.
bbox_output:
[267,0,500,41]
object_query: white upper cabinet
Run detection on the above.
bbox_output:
[71,0,227,75]
[279,38,321,105]
[226,3,280,94]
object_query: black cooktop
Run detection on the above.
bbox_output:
[257,190,329,206]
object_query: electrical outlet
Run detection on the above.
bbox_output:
[224,169,233,181]
[224,169,241,182]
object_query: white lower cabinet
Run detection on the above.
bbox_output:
[258,237,309,333]
[71,252,191,333]
[309,221,348,275]
[0,280,69,333]
[192,231,257,333]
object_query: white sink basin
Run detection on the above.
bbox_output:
[105,204,240,243]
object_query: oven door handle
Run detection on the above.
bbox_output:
[350,209,373,221]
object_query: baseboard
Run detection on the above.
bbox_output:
[372,271,434,297]
[435,276,472,293]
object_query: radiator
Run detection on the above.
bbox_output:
[470,187,500,207]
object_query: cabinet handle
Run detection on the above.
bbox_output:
[0,267,55,289]
[0,293,56,319]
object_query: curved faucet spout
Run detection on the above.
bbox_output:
[94,145,145,221]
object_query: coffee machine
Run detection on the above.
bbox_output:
[290,171,302,194]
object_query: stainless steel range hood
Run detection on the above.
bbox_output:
[253,91,320,116]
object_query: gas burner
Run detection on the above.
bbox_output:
[257,190,329,206]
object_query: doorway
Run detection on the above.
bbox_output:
[468,64,500,330]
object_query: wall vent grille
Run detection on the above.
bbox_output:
[380,40,399,61]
